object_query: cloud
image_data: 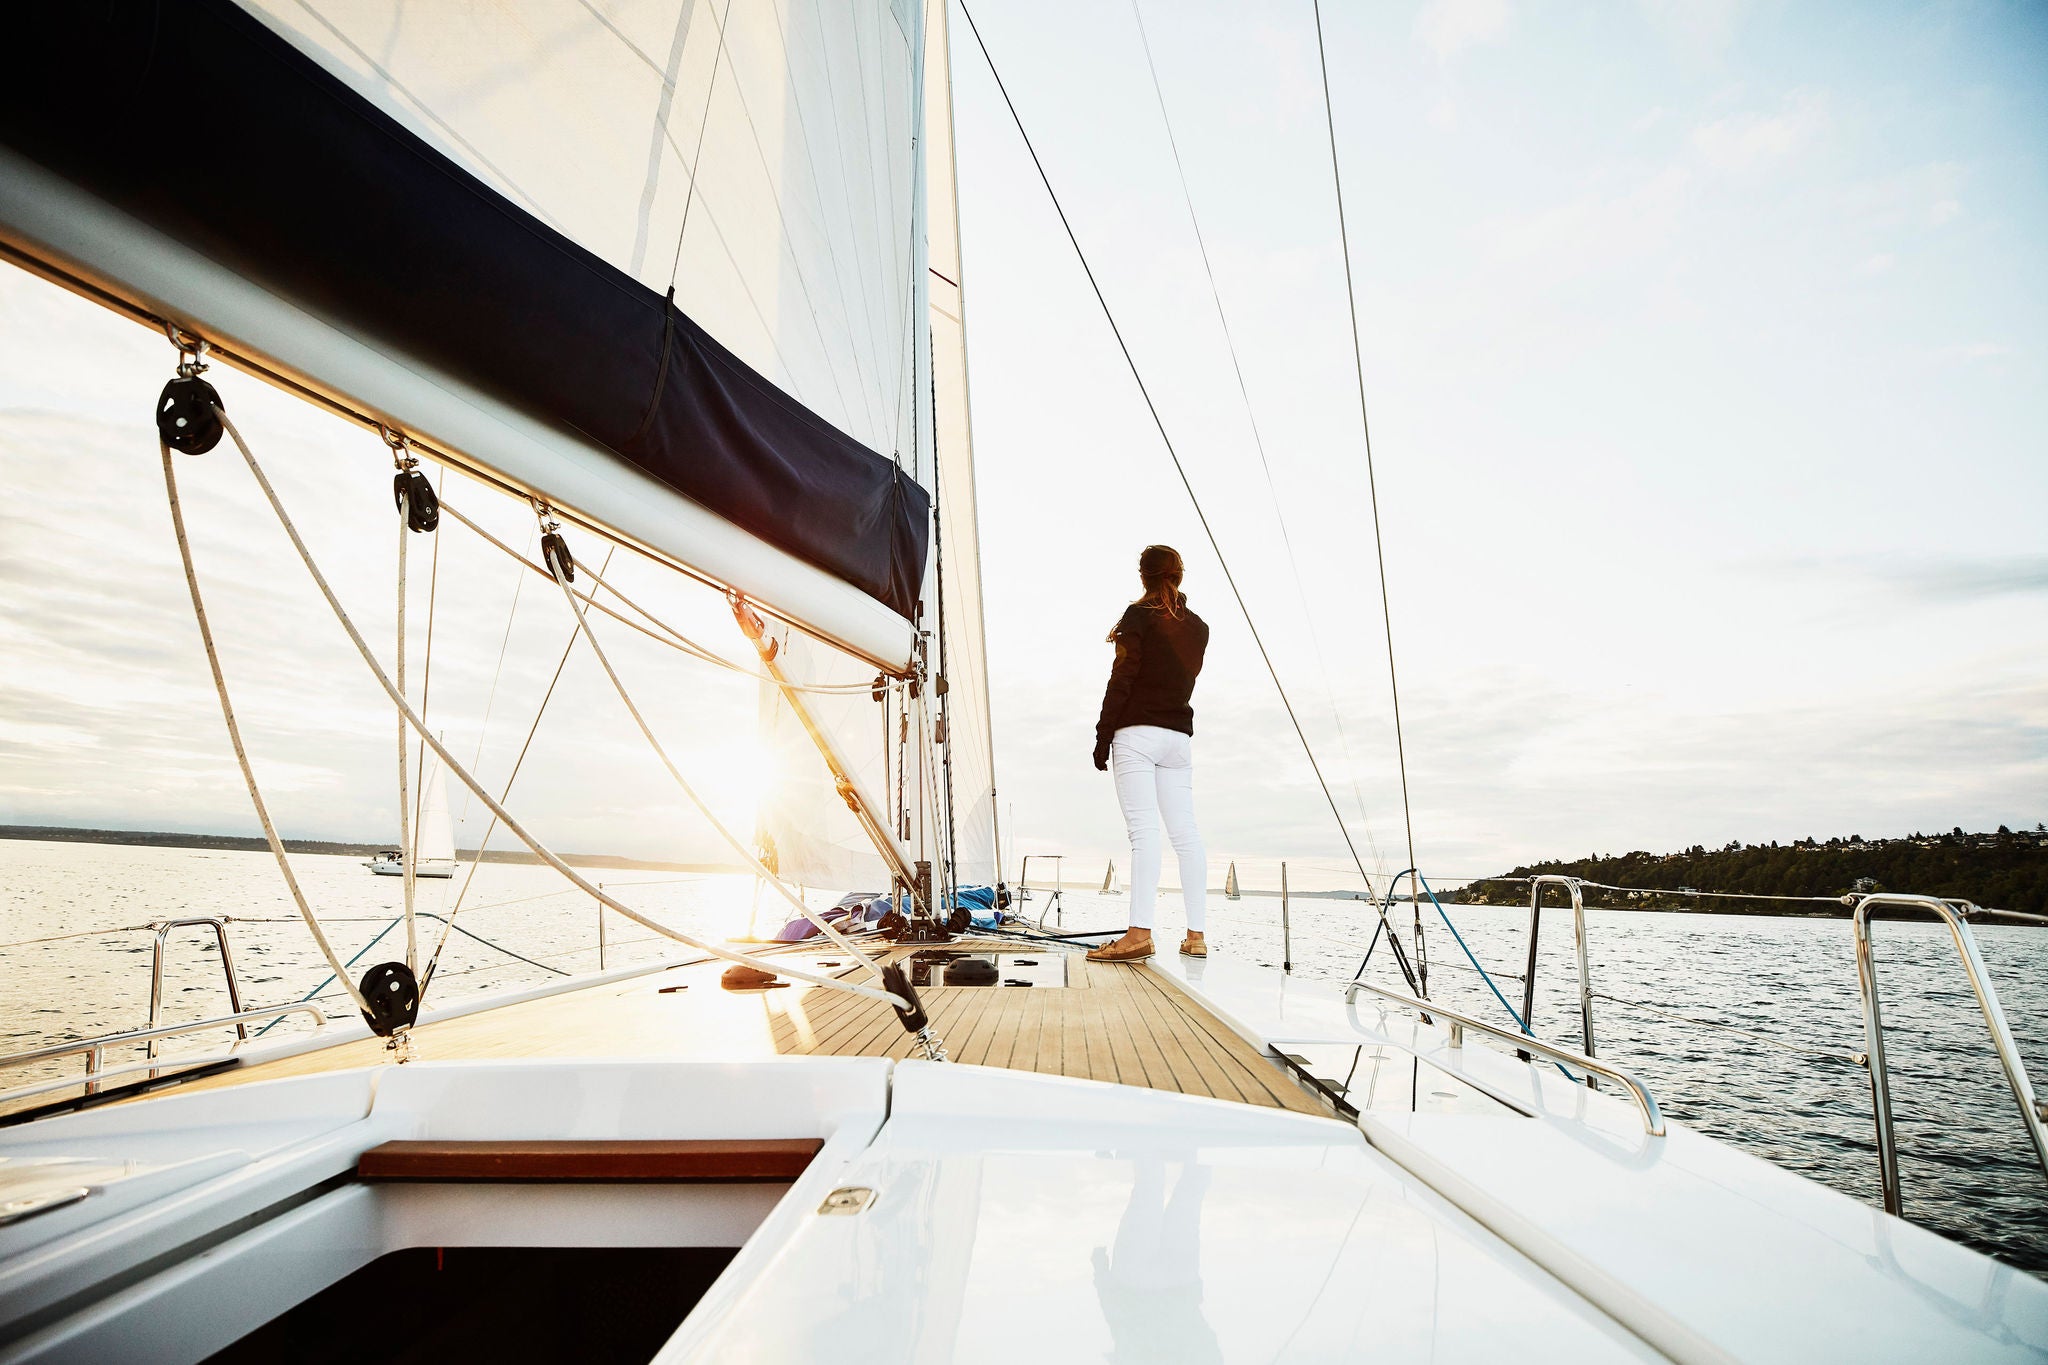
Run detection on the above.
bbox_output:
[1413,0,1512,60]
[1929,198,1962,226]
[1857,252,1896,276]
[1859,554,2048,601]
[1691,89,1828,172]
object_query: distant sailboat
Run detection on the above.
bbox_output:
[1101,860,1122,895]
[1224,861,1241,900]
[365,755,457,879]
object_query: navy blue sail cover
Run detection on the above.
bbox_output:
[0,2,930,621]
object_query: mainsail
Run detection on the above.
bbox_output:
[0,1,934,668]
[1,0,995,903]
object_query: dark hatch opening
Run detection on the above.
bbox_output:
[203,1246,734,1364]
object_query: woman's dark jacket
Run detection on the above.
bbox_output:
[1093,600,1209,765]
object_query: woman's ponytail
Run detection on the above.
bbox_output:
[1136,544,1185,619]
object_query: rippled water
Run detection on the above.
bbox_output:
[4,839,2044,1274]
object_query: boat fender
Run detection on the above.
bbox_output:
[541,529,575,583]
[882,964,928,1031]
[156,376,225,455]
[392,467,440,532]
[358,961,420,1035]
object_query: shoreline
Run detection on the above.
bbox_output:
[0,825,742,877]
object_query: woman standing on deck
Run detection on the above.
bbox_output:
[1088,545,1211,963]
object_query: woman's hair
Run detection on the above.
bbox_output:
[1136,544,1186,618]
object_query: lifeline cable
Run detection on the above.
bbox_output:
[1313,0,1425,991]
[956,0,1422,994]
[214,408,910,1011]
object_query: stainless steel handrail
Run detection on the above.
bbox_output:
[1347,978,1665,1136]
[1852,893,2048,1215]
[1020,854,1064,928]
[0,1003,330,1103]
[1522,875,1598,1073]
[147,918,248,1067]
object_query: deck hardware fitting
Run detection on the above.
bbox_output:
[818,1187,876,1216]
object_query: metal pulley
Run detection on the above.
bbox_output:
[357,961,420,1036]
[392,467,439,532]
[541,527,575,583]
[156,376,225,455]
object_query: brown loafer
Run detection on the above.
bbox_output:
[1087,935,1155,963]
[1180,935,1207,958]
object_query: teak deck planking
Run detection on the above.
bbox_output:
[147,942,1325,1116]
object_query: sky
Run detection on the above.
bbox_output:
[0,0,2043,894]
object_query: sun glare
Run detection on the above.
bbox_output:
[697,736,779,832]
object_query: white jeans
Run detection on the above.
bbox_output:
[1110,725,1206,933]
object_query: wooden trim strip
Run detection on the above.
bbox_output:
[357,1138,823,1183]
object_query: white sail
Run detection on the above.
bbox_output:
[1102,861,1121,895]
[1225,862,1241,900]
[924,0,1001,889]
[415,757,455,869]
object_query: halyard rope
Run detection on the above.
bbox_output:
[213,408,910,1011]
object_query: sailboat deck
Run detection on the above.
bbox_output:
[156,941,1325,1116]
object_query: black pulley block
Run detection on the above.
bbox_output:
[541,529,575,583]
[882,963,929,1033]
[392,468,439,532]
[358,961,420,1036]
[156,376,225,455]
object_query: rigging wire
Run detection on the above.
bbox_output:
[458,524,536,831]
[422,548,615,987]
[412,465,446,874]
[1128,0,1387,876]
[1312,0,1425,988]
[954,0,1422,995]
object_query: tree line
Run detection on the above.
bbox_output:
[1443,825,2048,917]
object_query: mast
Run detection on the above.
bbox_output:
[924,0,1003,893]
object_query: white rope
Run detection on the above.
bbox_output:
[395,476,419,971]
[215,410,907,1011]
[159,439,371,1015]
[436,501,872,693]
[537,515,893,982]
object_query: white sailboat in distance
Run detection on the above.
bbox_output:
[364,754,457,879]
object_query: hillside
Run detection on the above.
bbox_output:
[1446,826,2048,917]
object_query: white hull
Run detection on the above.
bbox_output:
[365,859,456,879]
[2,943,2042,1363]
